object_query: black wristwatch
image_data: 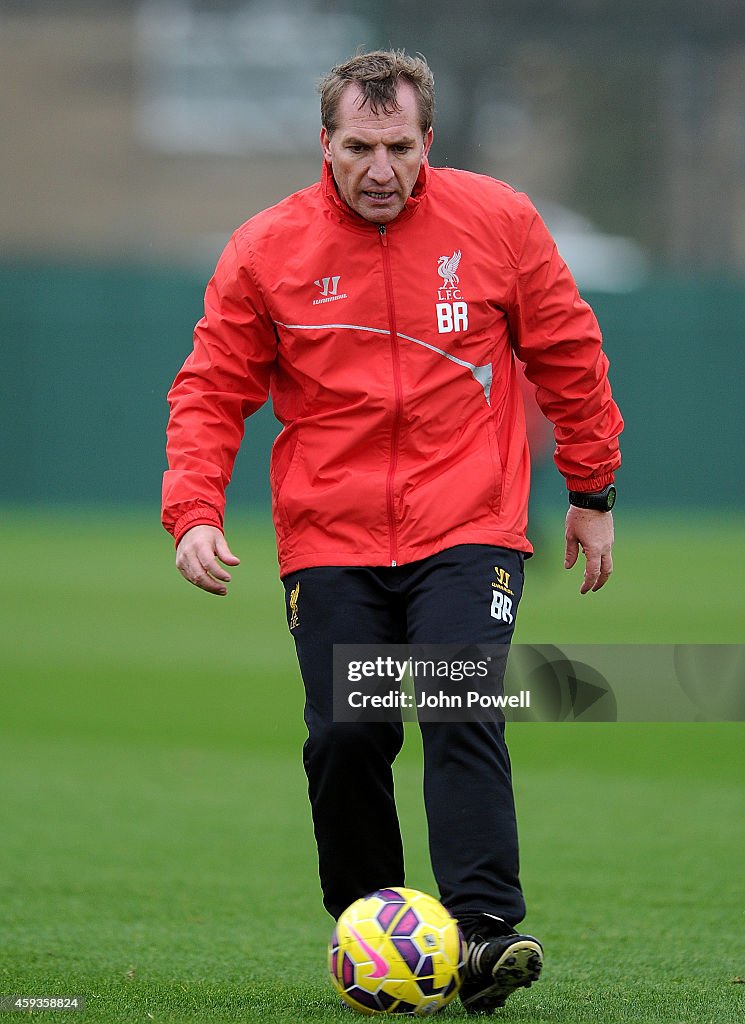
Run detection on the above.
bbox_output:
[568,484,616,512]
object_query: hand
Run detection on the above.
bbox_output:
[564,506,614,594]
[175,525,240,596]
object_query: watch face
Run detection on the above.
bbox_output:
[606,486,617,510]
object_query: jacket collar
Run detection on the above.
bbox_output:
[321,159,429,229]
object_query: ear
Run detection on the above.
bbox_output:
[423,127,434,159]
[320,127,332,163]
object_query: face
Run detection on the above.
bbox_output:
[321,81,433,224]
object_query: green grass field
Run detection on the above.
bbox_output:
[1,507,744,1023]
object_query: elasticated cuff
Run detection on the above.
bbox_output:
[172,506,223,547]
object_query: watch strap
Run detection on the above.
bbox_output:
[568,484,616,512]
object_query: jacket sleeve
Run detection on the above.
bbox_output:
[161,233,277,544]
[508,203,623,491]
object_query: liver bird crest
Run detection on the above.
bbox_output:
[437,250,462,287]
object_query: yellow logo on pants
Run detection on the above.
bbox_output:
[289,581,300,630]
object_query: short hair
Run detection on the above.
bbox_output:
[319,49,435,137]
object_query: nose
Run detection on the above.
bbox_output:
[367,146,394,184]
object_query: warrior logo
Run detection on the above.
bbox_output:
[313,275,347,305]
[492,566,514,595]
[315,275,341,297]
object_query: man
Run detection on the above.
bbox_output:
[162,50,622,1013]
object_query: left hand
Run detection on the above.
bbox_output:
[564,506,615,594]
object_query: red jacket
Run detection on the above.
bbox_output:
[163,161,622,576]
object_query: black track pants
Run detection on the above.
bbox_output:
[282,544,526,927]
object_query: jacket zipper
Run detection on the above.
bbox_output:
[379,224,402,567]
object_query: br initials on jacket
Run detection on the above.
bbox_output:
[436,250,469,334]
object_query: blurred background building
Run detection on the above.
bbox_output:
[2,0,744,515]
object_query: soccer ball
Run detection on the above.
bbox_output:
[328,887,466,1016]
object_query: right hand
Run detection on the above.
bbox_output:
[175,525,240,596]
[564,505,614,594]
